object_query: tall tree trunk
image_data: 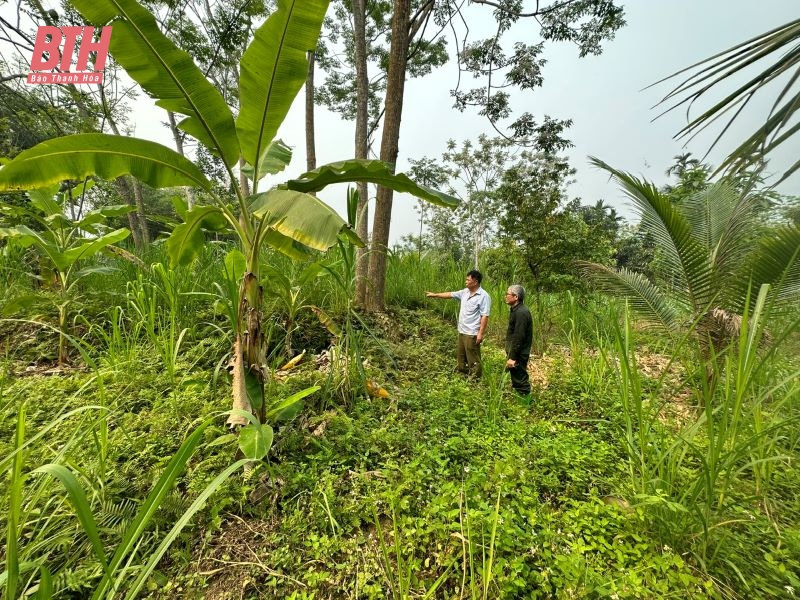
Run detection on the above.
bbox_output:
[353,0,370,306]
[131,179,150,246]
[473,211,480,269]
[114,177,144,250]
[104,108,149,249]
[366,0,411,312]
[305,50,317,176]
[167,110,196,209]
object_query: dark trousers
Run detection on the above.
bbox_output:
[456,333,482,378]
[508,356,530,394]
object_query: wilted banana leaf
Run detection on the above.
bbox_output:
[236,0,329,174]
[283,159,460,208]
[70,0,239,167]
[0,134,211,192]
[310,305,341,337]
[241,139,293,181]
[250,189,362,251]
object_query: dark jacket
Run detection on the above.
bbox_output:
[505,303,532,361]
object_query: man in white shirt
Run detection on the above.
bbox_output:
[426,270,491,378]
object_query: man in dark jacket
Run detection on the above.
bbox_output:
[504,284,532,395]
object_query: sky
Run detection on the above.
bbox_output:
[3,0,798,244]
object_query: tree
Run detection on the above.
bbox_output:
[0,0,456,437]
[315,0,448,306]
[614,223,655,279]
[406,154,451,259]
[494,125,607,292]
[498,192,617,293]
[312,1,625,309]
[580,158,800,352]
[656,17,800,183]
[409,134,516,267]
[363,0,624,310]
[1,0,160,248]
[661,154,711,204]
[453,0,625,138]
[441,135,513,267]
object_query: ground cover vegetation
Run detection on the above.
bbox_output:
[2,1,800,598]
[1,178,798,597]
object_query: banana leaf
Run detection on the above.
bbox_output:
[284,159,460,208]
[250,189,360,252]
[261,229,315,261]
[0,134,211,192]
[236,0,329,176]
[166,205,227,267]
[242,139,293,181]
[70,0,239,167]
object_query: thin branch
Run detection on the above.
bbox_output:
[0,73,27,83]
[469,0,580,19]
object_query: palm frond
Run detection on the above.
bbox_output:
[654,17,800,182]
[737,224,800,311]
[590,157,714,312]
[680,182,738,254]
[680,183,760,299]
[578,261,682,333]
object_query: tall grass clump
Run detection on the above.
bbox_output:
[481,358,510,423]
[609,285,800,581]
[314,202,373,406]
[0,245,34,301]
[125,261,203,380]
[385,250,462,309]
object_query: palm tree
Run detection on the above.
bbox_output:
[665,153,700,178]
[656,18,800,184]
[580,158,800,352]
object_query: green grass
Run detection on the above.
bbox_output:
[1,247,798,598]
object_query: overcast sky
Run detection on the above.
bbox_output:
[5,1,798,244]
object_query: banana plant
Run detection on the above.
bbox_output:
[0,0,458,424]
[0,181,134,364]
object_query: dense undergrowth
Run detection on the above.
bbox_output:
[1,247,799,599]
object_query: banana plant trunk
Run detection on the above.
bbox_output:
[227,271,266,427]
